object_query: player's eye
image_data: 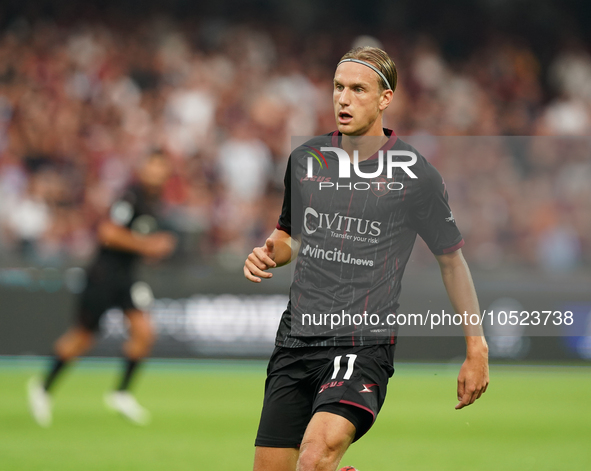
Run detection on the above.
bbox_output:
[355,87,364,93]
[335,84,344,91]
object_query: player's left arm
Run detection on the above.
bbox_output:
[435,248,489,410]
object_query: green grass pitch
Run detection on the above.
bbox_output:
[0,358,589,471]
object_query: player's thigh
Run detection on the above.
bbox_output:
[305,412,357,447]
[253,446,298,471]
[255,348,317,448]
[255,371,314,448]
[312,344,395,441]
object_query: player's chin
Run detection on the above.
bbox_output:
[336,121,357,135]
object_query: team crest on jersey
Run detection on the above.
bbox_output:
[370,176,400,197]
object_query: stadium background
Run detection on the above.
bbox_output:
[1,0,590,361]
[0,1,590,471]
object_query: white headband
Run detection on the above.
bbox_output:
[337,58,392,90]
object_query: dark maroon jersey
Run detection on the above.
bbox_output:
[275,130,464,347]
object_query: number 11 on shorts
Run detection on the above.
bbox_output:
[331,354,357,380]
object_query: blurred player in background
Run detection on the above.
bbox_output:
[27,150,177,427]
[244,47,489,471]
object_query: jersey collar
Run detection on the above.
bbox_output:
[330,128,398,161]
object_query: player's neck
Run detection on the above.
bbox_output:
[342,119,387,162]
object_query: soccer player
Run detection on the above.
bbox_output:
[27,150,177,427]
[244,47,489,471]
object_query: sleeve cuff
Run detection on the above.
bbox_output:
[441,239,465,254]
[276,223,291,235]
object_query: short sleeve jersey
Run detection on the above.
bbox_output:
[274,130,464,347]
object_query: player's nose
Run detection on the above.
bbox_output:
[338,88,351,105]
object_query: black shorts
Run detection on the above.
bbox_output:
[255,343,396,448]
[76,263,137,332]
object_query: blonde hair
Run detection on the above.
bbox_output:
[339,47,397,92]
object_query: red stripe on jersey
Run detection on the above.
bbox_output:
[276,223,291,235]
[294,292,302,309]
[331,130,339,147]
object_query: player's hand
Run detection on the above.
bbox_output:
[244,238,277,283]
[455,349,489,409]
[142,232,177,260]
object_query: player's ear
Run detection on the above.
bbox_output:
[379,89,394,111]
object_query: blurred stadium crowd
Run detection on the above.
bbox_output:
[0,8,590,272]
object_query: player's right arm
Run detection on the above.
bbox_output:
[98,221,175,260]
[243,228,299,283]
